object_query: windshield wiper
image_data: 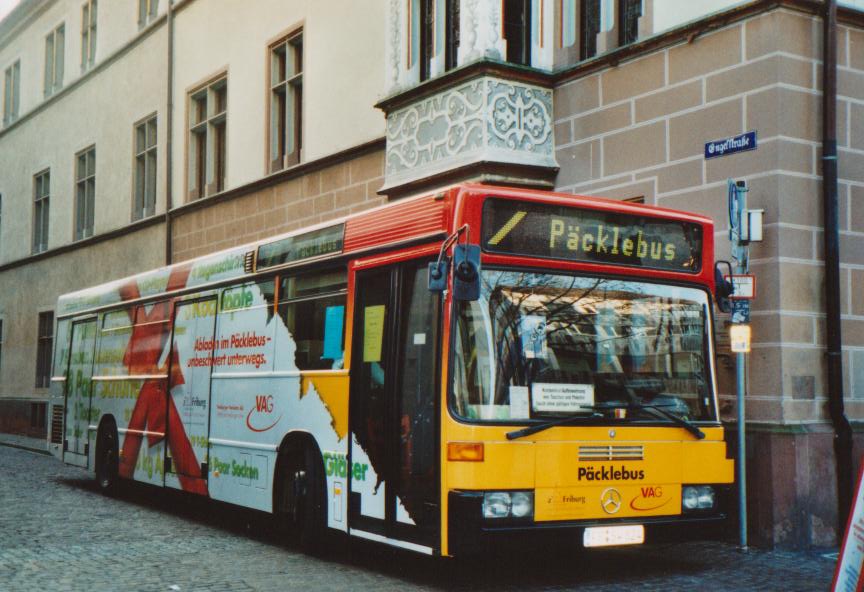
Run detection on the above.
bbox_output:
[628,402,705,440]
[504,402,706,441]
[615,378,706,439]
[506,409,601,440]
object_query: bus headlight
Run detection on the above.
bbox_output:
[511,492,534,518]
[483,492,511,518]
[482,491,534,519]
[682,486,715,511]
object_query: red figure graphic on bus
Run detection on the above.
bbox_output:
[116,266,207,494]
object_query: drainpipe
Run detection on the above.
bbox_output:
[165,0,175,265]
[821,0,853,534]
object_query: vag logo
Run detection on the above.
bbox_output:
[641,486,662,498]
[255,394,274,413]
[246,394,281,432]
[629,485,672,512]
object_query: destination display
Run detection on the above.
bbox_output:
[482,199,703,273]
[256,223,344,270]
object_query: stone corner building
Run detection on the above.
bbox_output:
[0,0,862,549]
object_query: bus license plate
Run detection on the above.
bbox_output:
[583,525,645,548]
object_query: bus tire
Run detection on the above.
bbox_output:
[279,444,327,553]
[95,420,119,496]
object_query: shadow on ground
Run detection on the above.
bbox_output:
[54,474,714,590]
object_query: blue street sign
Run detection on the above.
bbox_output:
[731,299,751,324]
[705,131,757,160]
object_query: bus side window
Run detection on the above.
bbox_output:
[96,309,134,377]
[51,319,72,381]
[277,270,347,371]
[128,301,172,374]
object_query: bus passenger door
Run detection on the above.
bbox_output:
[165,297,217,494]
[64,318,97,467]
[349,262,440,549]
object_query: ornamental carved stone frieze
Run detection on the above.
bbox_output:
[386,79,485,175]
[487,81,553,152]
[382,74,557,193]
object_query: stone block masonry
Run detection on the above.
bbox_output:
[171,150,385,263]
[553,7,864,420]
[552,6,864,548]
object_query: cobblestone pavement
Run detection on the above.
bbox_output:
[0,445,836,591]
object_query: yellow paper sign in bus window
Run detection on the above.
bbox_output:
[363,305,385,362]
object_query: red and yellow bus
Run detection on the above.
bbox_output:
[50,184,733,556]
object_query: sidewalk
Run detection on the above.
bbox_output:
[0,432,49,454]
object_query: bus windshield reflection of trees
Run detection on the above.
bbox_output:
[452,270,714,423]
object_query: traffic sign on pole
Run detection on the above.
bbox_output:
[731,299,751,324]
[725,274,756,300]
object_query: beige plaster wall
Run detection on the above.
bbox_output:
[0,1,71,119]
[170,0,385,205]
[0,0,166,127]
[171,149,385,263]
[0,24,169,263]
[652,0,748,35]
[0,222,166,399]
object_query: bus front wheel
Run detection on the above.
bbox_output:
[95,421,119,495]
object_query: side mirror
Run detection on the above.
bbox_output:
[453,244,480,301]
[428,260,448,292]
[714,260,734,313]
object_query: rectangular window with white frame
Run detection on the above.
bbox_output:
[81,0,97,72]
[503,0,531,66]
[269,31,302,172]
[36,311,54,389]
[418,1,433,81]
[580,0,601,60]
[445,0,460,71]
[3,60,20,126]
[559,0,633,66]
[33,170,50,254]
[618,0,642,47]
[44,23,65,97]
[75,146,96,240]
[188,75,227,199]
[138,0,159,29]
[134,115,157,220]
[410,0,460,81]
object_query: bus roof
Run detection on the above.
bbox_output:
[56,184,713,318]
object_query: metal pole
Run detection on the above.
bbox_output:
[737,349,747,550]
[165,0,175,266]
[729,179,749,550]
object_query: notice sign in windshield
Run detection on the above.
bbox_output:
[482,199,703,273]
[532,383,594,414]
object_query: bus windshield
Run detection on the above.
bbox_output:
[451,270,717,425]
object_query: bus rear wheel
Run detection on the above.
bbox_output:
[279,446,326,553]
[95,422,119,495]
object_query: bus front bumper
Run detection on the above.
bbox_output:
[447,488,732,557]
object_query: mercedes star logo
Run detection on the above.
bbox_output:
[600,487,622,514]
